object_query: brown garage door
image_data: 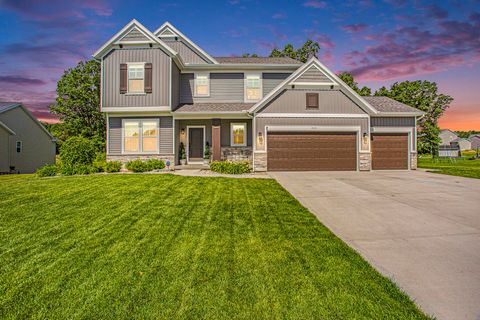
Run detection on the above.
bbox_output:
[372,133,408,170]
[267,132,357,171]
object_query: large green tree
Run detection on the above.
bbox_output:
[337,72,371,96]
[374,81,453,154]
[50,59,104,150]
[269,39,321,63]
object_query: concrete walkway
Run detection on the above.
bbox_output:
[270,170,480,320]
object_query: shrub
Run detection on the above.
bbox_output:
[125,160,150,173]
[36,164,58,177]
[104,161,122,173]
[146,159,165,170]
[59,164,97,176]
[209,160,251,174]
[93,152,107,172]
[60,136,96,166]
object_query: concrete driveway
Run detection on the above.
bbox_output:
[270,170,480,320]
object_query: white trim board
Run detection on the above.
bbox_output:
[256,113,369,118]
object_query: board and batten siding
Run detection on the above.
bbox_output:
[180,73,244,103]
[295,65,332,83]
[108,116,174,155]
[259,89,367,114]
[262,73,290,96]
[163,40,209,64]
[371,117,415,127]
[255,117,369,151]
[103,48,170,108]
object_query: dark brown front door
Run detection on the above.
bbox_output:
[371,133,408,170]
[188,128,204,160]
[267,132,357,171]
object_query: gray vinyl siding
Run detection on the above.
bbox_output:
[0,107,55,173]
[103,48,170,108]
[295,66,331,83]
[258,89,367,114]
[180,73,244,103]
[371,117,415,127]
[163,40,209,64]
[171,62,180,108]
[108,116,174,155]
[121,28,150,42]
[0,128,11,172]
[262,73,290,96]
[255,117,368,151]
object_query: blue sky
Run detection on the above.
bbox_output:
[0,0,479,129]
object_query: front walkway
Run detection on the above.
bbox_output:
[270,170,480,320]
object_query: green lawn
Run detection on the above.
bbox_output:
[0,174,429,319]
[418,154,480,179]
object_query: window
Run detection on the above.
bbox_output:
[306,92,319,109]
[245,74,262,102]
[123,119,159,153]
[128,63,144,93]
[16,141,22,153]
[194,73,210,96]
[231,123,247,147]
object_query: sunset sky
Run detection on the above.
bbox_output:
[0,0,479,130]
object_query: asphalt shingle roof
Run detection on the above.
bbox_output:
[363,96,423,114]
[174,103,254,113]
[214,56,302,65]
[0,102,20,113]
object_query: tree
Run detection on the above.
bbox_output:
[337,72,371,96]
[455,130,480,139]
[242,53,259,57]
[374,81,454,154]
[269,40,320,62]
[50,59,104,151]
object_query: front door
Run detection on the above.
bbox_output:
[188,127,204,163]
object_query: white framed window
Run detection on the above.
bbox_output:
[122,119,159,154]
[231,123,247,147]
[128,63,145,93]
[16,141,22,153]
[194,73,210,97]
[244,73,262,102]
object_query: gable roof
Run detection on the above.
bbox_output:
[154,22,218,64]
[469,134,480,139]
[249,57,378,115]
[452,137,470,142]
[214,57,301,65]
[0,120,15,135]
[363,97,424,115]
[93,19,178,60]
[0,102,54,140]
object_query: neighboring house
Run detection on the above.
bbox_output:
[439,129,458,145]
[450,137,471,151]
[0,102,56,173]
[470,135,480,150]
[93,20,424,171]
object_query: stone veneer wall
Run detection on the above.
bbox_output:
[221,147,252,162]
[253,152,267,172]
[411,152,417,169]
[107,154,175,164]
[359,152,371,171]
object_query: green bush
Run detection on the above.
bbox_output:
[104,161,122,173]
[60,136,96,166]
[59,164,97,176]
[146,159,165,170]
[36,164,58,177]
[93,152,107,172]
[209,160,251,174]
[125,160,150,173]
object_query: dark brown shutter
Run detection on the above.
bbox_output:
[306,93,319,109]
[120,63,127,94]
[144,63,152,93]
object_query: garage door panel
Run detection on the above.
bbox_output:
[267,132,357,171]
[372,133,408,170]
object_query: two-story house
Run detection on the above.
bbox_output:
[93,20,424,171]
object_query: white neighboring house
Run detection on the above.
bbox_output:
[0,102,56,173]
[439,129,458,145]
[450,137,472,151]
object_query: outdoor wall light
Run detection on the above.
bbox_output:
[362,132,369,145]
[257,132,264,146]
[180,128,185,137]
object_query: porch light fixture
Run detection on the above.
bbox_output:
[257,132,264,146]
[362,132,369,145]
[180,128,185,137]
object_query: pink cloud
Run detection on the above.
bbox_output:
[303,1,327,9]
[341,24,368,33]
[272,12,287,19]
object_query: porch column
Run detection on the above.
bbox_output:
[212,118,221,161]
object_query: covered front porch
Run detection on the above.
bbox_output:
[174,118,253,165]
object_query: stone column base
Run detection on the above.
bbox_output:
[221,147,253,162]
[253,152,267,172]
[411,152,417,170]
[359,152,371,171]
[107,154,175,164]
